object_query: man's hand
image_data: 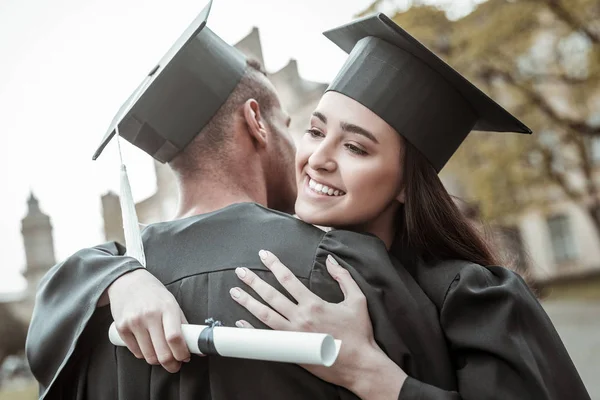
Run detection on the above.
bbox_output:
[104,269,192,373]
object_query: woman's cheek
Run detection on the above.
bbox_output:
[295,137,315,166]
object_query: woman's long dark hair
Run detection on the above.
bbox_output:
[394,140,498,267]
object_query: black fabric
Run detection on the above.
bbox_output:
[324,13,531,171]
[27,203,456,400]
[321,232,454,386]
[197,323,219,355]
[397,259,591,400]
[27,203,589,399]
[25,241,144,399]
[399,377,461,400]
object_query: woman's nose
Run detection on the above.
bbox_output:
[308,142,337,172]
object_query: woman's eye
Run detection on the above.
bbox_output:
[305,129,325,138]
[345,143,368,156]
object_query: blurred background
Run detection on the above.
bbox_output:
[1,0,599,398]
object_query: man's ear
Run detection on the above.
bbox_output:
[243,99,268,147]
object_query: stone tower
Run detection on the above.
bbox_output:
[234,27,265,66]
[21,192,56,275]
[13,192,57,322]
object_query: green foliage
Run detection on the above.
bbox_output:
[363,0,600,224]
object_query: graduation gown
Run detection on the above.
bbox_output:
[396,258,591,400]
[26,202,456,400]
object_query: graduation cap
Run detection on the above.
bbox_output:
[324,13,531,172]
[92,0,246,163]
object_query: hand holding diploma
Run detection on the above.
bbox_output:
[106,268,191,373]
[109,320,342,366]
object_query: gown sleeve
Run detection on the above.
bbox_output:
[25,242,144,400]
[399,263,591,400]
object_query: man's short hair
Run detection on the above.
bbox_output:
[170,58,278,176]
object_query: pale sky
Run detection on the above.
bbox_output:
[0,0,483,296]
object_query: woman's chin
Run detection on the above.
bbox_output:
[294,207,332,227]
[295,208,361,233]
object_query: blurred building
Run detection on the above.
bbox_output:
[496,7,600,293]
[8,193,56,323]
[475,8,600,297]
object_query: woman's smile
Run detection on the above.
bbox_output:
[304,174,346,198]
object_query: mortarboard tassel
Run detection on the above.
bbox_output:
[116,126,146,267]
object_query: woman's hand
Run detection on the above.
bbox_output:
[229,250,406,398]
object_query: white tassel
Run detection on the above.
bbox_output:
[109,76,153,267]
[119,163,146,267]
[115,126,146,267]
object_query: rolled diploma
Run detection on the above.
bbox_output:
[109,322,342,367]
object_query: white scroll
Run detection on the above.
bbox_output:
[108,322,342,367]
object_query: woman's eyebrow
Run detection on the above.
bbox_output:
[312,111,327,124]
[340,121,379,144]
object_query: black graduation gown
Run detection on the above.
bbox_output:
[397,258,591,400]
[26,202,456,400]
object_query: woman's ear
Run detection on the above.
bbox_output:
[243,99,268,147]
[396,188,405,204]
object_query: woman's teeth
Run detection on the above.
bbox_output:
[308,178,345,196]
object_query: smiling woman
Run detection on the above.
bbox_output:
[232,12,591,400]
[295,92,404,245]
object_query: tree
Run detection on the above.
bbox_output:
[359,0,600,233]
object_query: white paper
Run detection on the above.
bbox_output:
[109,322,341,366]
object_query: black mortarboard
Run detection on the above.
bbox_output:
[92,0,246,162]
[324,13,531,172]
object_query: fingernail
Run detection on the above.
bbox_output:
[235,267,247,278]
[235,320,244,328]
[259,250,268,260]
[230,287,241,299]
[183,357,191,363]
[327,255,339,266]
